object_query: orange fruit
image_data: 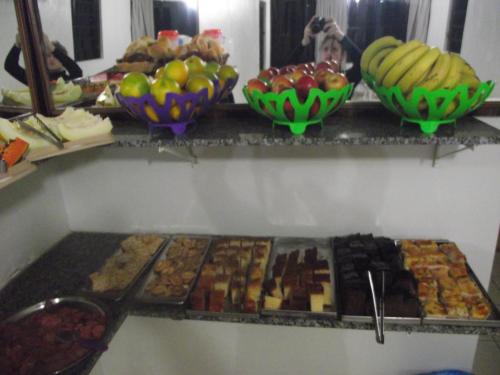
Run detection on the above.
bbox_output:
[185,56,206,75]
[120,72,150,98]
[170,103,181,121]
[218,65,239,87]
[154,67,165,80]
[164,60,189,87]
[151,77,182,106]
[186,75,215,100]
[144,104,159,123]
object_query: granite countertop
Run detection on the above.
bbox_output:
[109,108,500,148]
[1,232,499,374]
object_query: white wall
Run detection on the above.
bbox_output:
[0,0,25,90]
[461,0,500,98]
[91,317,478,375]
[198,0,260,103]
[38,0,131,77]
[426,0,451,50]
[0,161,69,288]
[55,137,500,288]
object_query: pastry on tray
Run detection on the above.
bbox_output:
[401,240,492,320]
[263,245,334,313]
[334,234,420,318]
[90,234,165,293]
[144,237,208,299]
[190,238,271,313]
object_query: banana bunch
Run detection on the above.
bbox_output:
[361,36,480,96]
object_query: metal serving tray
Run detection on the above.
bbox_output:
[82,234,169,302]
[261,237,337,319]
[400,240,500,328]
[186,235,274,320]
[334,238,422,325]
[1,296,109,375]
[135,235,212,305]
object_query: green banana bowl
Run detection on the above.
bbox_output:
[243,84,353,135]
[362,72,495,134]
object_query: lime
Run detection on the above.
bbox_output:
[164,60,189,87]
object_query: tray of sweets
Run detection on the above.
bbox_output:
[186,236,272,319]
[135,235,211,305]
[400,239,500,327]
[333,234,422,325]
[83,234,169,301]
[260,237,337,318]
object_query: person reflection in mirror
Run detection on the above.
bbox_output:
[297,16,361,87]
[4,34,82,86]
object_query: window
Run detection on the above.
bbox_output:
[153,1,199,37]
[347,0,409,51]
[71,0,102,61]
[447,0,468,53]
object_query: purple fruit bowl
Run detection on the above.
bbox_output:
[116,78,237,136]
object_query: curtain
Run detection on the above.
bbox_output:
[315,0,350,61]
[406,0,431,42]
[131,0,155,40]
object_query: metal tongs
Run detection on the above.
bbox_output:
[367,270,385,344]
[17,114,64,149]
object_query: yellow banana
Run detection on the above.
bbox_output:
[367,47,395,77]
[459,72,480,90]
[397,47,441,94]
[375,40,424,85]
[382,45,429,87]
[451,52,477,77]
[360,36,402,73]
[444,100,459,117]
[439,53,462,90]
[418,53,451,91]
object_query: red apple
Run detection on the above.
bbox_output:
[295,74,319,101]
[269,67,280,76]
[271,75,294,93]
[296,63,311,72]
[329,59,340,73]
[247,78,269,95]
[290,68,308,83]
[314,68,336,89]
[258,69,275,82]
[279,65,296,75]
[316,61,335,72]
[323,72,349,91]
[284,99,294,120]
[309,99,321,119]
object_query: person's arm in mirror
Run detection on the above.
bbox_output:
[323,19,362,86]
[289,16,318,64]
[51,41,83,80]
[4,34,28,85]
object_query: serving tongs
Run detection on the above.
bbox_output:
[367,270,385,344]
[17,115,64,149]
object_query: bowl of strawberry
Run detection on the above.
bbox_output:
[0,297,108,375]
[243,61,353,135]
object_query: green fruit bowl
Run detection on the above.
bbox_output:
[362,72,495,134]
[242,84,353,135]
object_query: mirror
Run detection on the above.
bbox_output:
[32,0,499,111]
[0,0,36,112]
